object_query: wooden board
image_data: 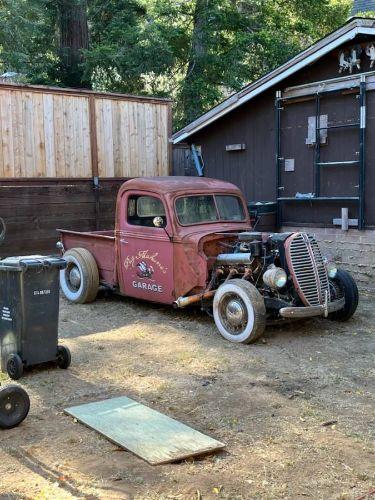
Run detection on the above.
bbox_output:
[65,396,225,465]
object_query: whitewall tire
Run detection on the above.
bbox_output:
[213,279,266,344]
[60,248,99,304]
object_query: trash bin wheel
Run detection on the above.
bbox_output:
[6,354,24,380]
[0,385,30,429]
[57,345,71,369]
[60,248,99,304]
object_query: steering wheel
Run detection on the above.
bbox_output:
[0,217,6,243]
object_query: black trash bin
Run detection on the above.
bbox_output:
[0,255,71,380]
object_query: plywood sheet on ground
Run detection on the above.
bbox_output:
[65,396,225,465]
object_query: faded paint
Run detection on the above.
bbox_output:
[59,177,251,305]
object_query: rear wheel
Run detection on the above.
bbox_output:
[329,269,358,321]
[6,354,23,380]
[0,385,30,429]
[60,248,99,304]
[213,279,266,343]
[57,345,71,369]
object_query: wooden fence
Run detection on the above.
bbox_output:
[0,83,172,255]
[0,83,172,179]
[0,179,125,256]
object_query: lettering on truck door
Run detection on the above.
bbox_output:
[119,191,174,304]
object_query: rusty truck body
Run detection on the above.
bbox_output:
[58,177,358,344]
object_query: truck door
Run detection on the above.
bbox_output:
[118,191,174,304]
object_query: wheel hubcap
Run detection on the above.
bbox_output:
[69,266,81,288]
[218,292,248,335]
[226,299,245,327]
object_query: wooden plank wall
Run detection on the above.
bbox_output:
[0,87,171,179]
[0,84,171,256]
[95,99,169,178]
[0,179,125,256]
[172,144,195,176]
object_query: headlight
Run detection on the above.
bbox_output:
[263,266,287,289]
[326,261,337,279]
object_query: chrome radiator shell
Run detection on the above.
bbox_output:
[285,232,330,307]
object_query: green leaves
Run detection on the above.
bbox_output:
[0,0,352,127]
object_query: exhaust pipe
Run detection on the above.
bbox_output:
[173,290,216,308]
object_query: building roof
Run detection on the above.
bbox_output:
[352,0,375,16]
[173,17,375,144]
[119,176,242,196]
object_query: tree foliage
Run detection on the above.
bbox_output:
[0,0,352,128]
[0,0,57,84]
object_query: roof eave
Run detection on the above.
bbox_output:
[173,19,375,144]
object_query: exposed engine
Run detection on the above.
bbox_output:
[174,229,341,326]
[204,231,336,320]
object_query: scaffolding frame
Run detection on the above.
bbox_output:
[276,74,367,230]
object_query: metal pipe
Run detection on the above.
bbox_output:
[0,217,6,243]
[216,253,252,265]
[206,267,223,290]
[359,74,366,230]
[314,93,321,197]
[275,90,282,229]
[173,290,216,308]
[225,267,238,281]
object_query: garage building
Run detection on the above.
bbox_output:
[172,17,375,289]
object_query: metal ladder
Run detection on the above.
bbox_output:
[276,74,366,230]
[191,144,205,177]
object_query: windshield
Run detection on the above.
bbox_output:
[175,195,246,225]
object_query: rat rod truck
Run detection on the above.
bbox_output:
[57,177,358,344]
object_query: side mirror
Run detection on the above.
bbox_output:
[153,216,164,228]
[0,218,6,244]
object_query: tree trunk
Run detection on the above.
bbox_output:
[182,0,209,124]
[57,0,90,88]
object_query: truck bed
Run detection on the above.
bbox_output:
[58,229,117,287]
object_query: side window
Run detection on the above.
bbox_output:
[127,195,167,227]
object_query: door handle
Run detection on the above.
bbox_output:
[120,239,128,244]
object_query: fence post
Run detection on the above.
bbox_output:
[88,95,100,230]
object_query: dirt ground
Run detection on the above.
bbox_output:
[0,291,374,500]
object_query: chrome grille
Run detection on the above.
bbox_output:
[286,232,330,306]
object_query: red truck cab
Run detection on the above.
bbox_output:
[58,177,250,305]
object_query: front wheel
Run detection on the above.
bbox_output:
[0,385,30,429]
[213,279,266,343]
[329,269,358,321]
